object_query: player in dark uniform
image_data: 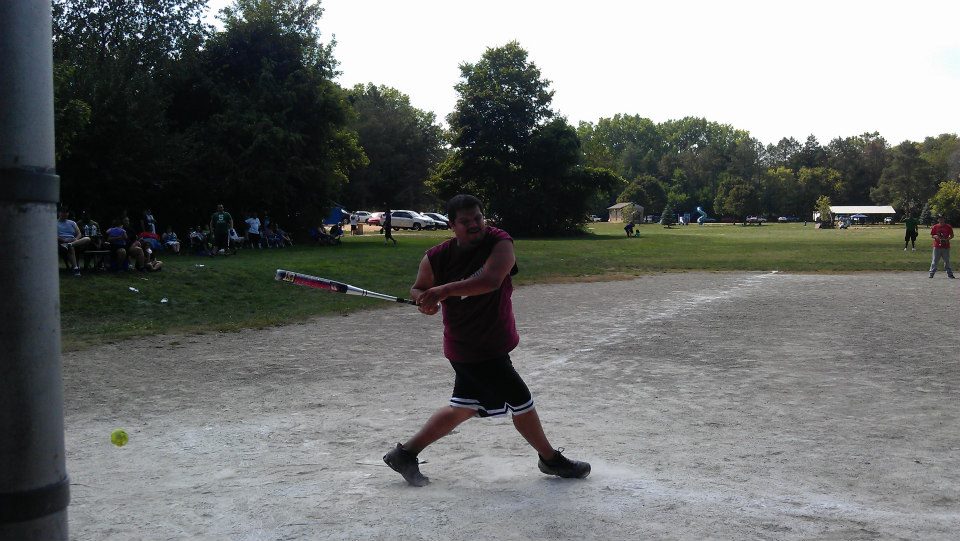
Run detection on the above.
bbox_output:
[382,209,397,246]
[209,204,233,255]
[383,194,590,486]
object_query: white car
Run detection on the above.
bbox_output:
[389,210,437,230]
[422,212,449,229]
[352,211,372,223]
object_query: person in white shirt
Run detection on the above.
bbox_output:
[245,212,262,249]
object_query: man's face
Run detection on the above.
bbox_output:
[217,204,224,212]
[451,205,486,246]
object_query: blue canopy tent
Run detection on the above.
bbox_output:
[323,205,350,225]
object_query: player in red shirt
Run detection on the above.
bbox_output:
[929,215,954,278]
[383,194,590,486]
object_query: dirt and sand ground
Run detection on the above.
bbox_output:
[63,272,960,540]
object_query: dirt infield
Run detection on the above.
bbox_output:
[63,272,960,540]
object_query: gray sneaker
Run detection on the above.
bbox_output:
[383,443,429,487]
[538,448,591,479]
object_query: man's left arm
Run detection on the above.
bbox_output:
[417,240,515,307]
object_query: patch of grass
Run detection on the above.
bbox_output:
[60,223,928,349]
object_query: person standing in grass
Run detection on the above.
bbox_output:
[209,204,233,255]
[382,209,397,246]
[382,194,590,486]
[904,214,919,251]
[929,215,954,279]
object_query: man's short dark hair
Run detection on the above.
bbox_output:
[446,194,483,221]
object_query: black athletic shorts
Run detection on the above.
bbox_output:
[214,231,229,249]
[449,354,534,418]
[905,230,918,242]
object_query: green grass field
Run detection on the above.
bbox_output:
[60,222,930,350]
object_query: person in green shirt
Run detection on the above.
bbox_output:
[209,204,233,255]
[904,214,919,251]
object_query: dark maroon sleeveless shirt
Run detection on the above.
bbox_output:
[425,226,520,363]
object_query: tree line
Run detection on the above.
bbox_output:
[583,118,960,224]
[53,0,960,237]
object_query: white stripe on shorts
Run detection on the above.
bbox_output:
[449,397,535,417]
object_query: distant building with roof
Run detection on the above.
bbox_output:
[607,202,643,223]
[813,205,896,222]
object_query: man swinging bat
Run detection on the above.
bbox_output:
[383,194,590,486]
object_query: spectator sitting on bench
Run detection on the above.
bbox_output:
[189,226,211,255]
[309,224,340,246]
[140,230,162,252]
[274,224,293,247]
[122,216,138,246]
[262,225,283,248]
[162,226,181,255]
[57,207,92,277]
[104,219,129,271]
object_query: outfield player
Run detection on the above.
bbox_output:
[904,214,919,251]
[929,215,954,278]
[383,194,590,486]
[209,204,233,255]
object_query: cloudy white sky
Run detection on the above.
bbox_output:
[208,0,960,146]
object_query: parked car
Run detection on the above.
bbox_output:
[777,215,799,222]
[422,212,449,229]
[588,214,602,222]
[745,216,767,224]
[366,212,384,226]
[352,211,372,223]
[389,210,436,230]
[883,217,894,224]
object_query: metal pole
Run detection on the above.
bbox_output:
[0,1,70,539]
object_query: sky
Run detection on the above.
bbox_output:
[207,0,960,146]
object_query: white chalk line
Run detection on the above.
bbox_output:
[527,272,781,377]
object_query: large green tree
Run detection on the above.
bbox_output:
[870,141,937,216]
[345,84,445,210]
[577,114,664,179]
[617,174,666,214]
[822,132,888,205]
[795,166,844,216]
[760,166,800,217]
[168,0,365,227]
[929,180,960,225]
[714,173,759,222]
[919,134,960,183]
[435,42,608,236]
[52,0,208,216]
